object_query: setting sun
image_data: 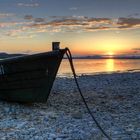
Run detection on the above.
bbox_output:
[96,39,125,55]
[107,52,114,57]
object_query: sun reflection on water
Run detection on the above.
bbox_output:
[106,59,114,72]
[58,59,140,76]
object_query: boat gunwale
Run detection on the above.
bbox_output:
[0,49,66,64]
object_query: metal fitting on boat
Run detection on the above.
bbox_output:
[52,42,60,50]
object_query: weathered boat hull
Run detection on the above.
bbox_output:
[0,49,66,102]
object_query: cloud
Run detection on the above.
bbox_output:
[0,13,15,18]
[5,27,36,39]
[12,16,140,36]
[132,48,140,51]
[1,21,33,38]
[17,3,39,7]
[24,15,33,20]
[29,16,110,28]
[133,48,140,51]
[0,22,18,28]
[69,7,78,10]
[85,26,110,31]
[5,26,30,37]
[16,34,36,39]
[34,18,45,22]
[21,16,112,35]
[117,17,140,29]
[87,18,110,23]
[128,13,140,17]
[0,21,32,28]
[24,15,45,23]
[2,15,140,39]
[132,48,140,54]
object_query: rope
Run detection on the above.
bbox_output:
[65,48,112,140]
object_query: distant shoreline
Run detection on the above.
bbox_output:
[64,57,140,59]
[0,52,140,59]
[57,70,140,78]
[63,55,140,59]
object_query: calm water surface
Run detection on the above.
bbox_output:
[58,59,140,76]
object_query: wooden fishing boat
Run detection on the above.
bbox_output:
[0,42,66,102]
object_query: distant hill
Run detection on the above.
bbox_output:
[65,55,140,59]
[0,52,24,59]
[111,55,140,59]
[1,52,140,59]
[72,55,103,59]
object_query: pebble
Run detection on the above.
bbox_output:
[0,72,139,139]
[71,112,83,119]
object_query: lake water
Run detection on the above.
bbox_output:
[58,59,140,76]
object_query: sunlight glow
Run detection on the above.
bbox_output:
[106,52,114,58]
[106,59,114,72]
[93,38,128,55]
[107,52,114,56]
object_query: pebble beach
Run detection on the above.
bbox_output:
[0,72,140,140]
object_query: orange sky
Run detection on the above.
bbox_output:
[0,0,140,56]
